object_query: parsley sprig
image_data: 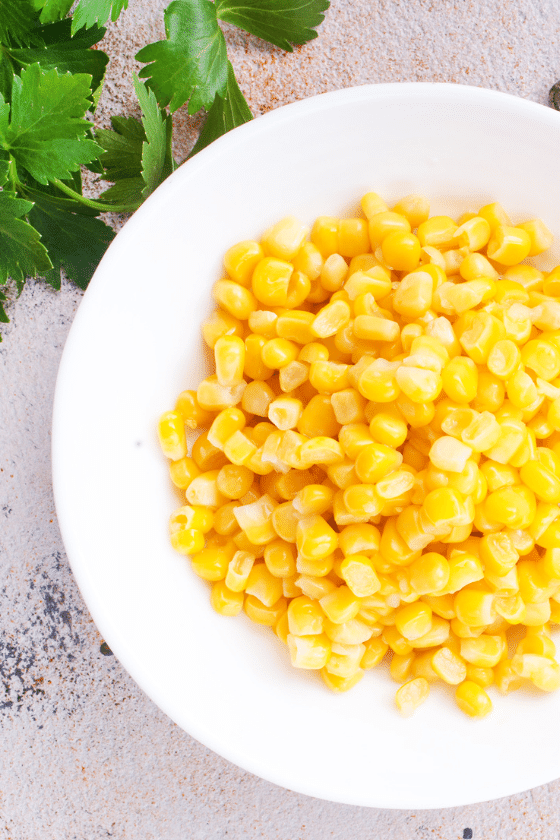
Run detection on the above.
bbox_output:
[0,0,329,335]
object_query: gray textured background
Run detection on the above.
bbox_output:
[2,0,560,837]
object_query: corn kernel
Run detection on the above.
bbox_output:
[432,646,467,685]
[175,390,214,430]
[395,602,432,640]
[455,680,492,717]
[429,436,472,473]
[169,456,201,490]
[158,411,187,460]
[224,240,263,285]
[262,216,308,261]
[395,677,430,716]
[454,589,496,627]
[339,554,381,597]
[355,442,403,484]
[245,594,287,626]
[516,218,554,257]
[487,225,532,265]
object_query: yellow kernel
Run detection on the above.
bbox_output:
[224,240,263,286]
[338,218,370,257]
[395,366,442,403]
[261,338,299,369]
[251,257,293,306]
[395,602,433,640]
[245,594,287,626]
[321,668,365,692]
[432,647,467,685]
[225,550,256,591]
[381,230,421,271]
[268,396,303,430]
[191,545,233,581]
[441,356,478,403]
[170,528,205,555]
[361,637,389,669]
[247,309,278,338]
[320,253,348,292]
[202,308,244,349]
[455,680,492,717]
[213,279,257,320]
[210,580,244,616]
[417,215,457,248]
[296,515,338,560]
[395,677,430,716]
[478,201,511,230]
[408,552,450,594]
[196,375,246,411]
[516,218,554,256]
[276,310,315,344]
[368,211,411,246]
[454,589,496,627]
[487,340,521,380]
[262,216,309,261]
[429,436,472,473]
[521,339,560,382]
[158,411,186,460]
[214,334,246,387]
[392,271,433,318]
[355,442,403,484]
[320,585,361,624]
[169,456,201,489]
[241,380,275,416]
[454,216,491,251]
[361,191,389,219]
[216,464,254,500]
[339,554,381,597]
[175,390,214,430]
[487,225,532,265]
[392,194,430,228]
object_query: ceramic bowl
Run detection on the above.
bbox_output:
[53,83,560,808]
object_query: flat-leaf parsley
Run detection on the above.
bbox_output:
[0,0,329,339]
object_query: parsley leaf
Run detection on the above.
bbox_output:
[38,0,74,24]
[136,0,228,114]
[216,0,330,51]
[133,74,173,198]
[0,190,52,286]
[26,188,114,289]
[4,21,108,99]
[0,64,103,184]
[96,115,145,182]
[0,155,9,185]
[97,177,145,207]
[190,60,252,156]
[71,0,128,33]
[0,289,9,326]
[95,78,175,208]
[0,0,38,47]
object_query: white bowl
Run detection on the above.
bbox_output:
[53,83,560,809]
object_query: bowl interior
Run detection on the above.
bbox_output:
[53,83,560,809]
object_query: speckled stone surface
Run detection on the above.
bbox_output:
[3,1,560,837]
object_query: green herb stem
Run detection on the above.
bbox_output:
[51,177,139,213]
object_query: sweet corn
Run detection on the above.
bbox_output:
[175,390,214,430]
[417,215,457,248]
[224,240,263,285]
[162,192,560,713]
[395,677,430,716]
[245,594,287,626]
[455,680,492,717]
[158,411,187,460]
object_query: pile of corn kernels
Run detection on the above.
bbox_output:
[158,192,560,718]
